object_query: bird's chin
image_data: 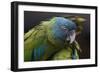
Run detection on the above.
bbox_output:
[65,39,74,44]
[65,38,70,44]
[65,35,75,44]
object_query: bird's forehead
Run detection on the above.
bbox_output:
[55,17,74,25]
[54,17,77,30]
[55,17,68,25]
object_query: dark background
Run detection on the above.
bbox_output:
[24,11,90,59]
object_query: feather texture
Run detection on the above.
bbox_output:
[24,17,80,61]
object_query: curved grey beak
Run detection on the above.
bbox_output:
[66,30,76,44]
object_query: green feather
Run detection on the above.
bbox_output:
[24,17,80,61]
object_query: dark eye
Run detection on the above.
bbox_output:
[61,26,67,30]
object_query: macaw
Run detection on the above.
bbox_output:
[24,17,85,61]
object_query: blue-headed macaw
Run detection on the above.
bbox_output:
[24,17,85,61]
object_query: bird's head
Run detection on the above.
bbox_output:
[51,17,77,44]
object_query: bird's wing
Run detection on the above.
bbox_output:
[24,22,48,61]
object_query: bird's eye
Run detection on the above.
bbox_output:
[61,26,67,30]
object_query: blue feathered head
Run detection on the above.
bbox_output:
[52,17,77,43]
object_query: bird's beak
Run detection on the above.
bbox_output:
[66,30,76,44]
[69,31,76,44]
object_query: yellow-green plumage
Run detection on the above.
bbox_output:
[24,17,82,61]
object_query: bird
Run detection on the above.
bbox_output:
[52,16,85,60]
[24,16,85,61]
